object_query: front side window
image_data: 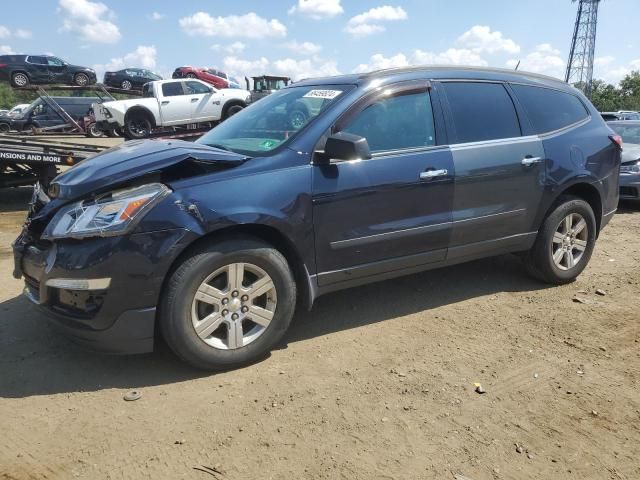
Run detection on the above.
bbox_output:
[341,90,436,153]
[161,82,185,97]
[47,57,64,67]
[185,81,211,94]
[198,85,352,156]
[442,82,521,143]
[511,84,589,134]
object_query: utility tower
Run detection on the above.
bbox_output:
[565,0,601,97]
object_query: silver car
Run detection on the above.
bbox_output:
[609,121,640,202]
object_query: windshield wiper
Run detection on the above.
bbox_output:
[207,143,232,152]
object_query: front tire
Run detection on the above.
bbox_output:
[524,196,597,284]
[85,122,103,138]
[160,237,297,370]
[222,103,244,120]
[74,73,90,86]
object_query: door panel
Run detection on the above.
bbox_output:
[449,136,546,247]
[313,148,454,283]
[159,82,191,125]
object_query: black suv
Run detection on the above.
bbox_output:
[13,67,620,370]
[0,55,97,87]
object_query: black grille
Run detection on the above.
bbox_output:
[620,186,639,198]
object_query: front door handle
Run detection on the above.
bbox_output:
[420,169,448,180]
[521,156,543,167]
[161,100,170,106]
[191,97,199,102]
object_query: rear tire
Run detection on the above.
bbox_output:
[524,196,597,284]
[85,122,103,138]
[222,103,244,120]
[121,80,132,90]
[123,113,152,139]
[160,237,296,370]
[11,72,29,88]
[0,123,10,133]
[186,73,197,79]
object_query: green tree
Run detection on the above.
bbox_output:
[590,79,623,112]
[619,71,640,110]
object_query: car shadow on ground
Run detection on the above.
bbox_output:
[0,252,550,399]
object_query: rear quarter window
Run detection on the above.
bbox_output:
[441,82,521,143]
[511,84,589,134]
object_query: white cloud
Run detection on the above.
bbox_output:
[272,57,339,80]
[284,40,323,56]
[0,45,15,54]
[353,53,409,73]
[212,42,247,54]
[506,43,565,78]
[345,5,407,38]
[457,25,520,55]
[594,55,615,67]
[150,12,165,21]
[353,48,488,74]
[14,29,32,39]
[222,55,339,81]
[93,45,157,78]
[58,0,121,44]
[0,26,32,39]
[288,0,343,19]
[595,58,640,85]
[179,12,286,39]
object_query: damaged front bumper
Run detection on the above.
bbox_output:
[13,228,194,354]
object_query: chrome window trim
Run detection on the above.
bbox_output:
[449,135,539,151]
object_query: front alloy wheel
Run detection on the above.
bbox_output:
[192,263,277,350]
[160,237,296,370]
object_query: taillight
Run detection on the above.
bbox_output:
[0,63,7,68]
[609,134,623,150]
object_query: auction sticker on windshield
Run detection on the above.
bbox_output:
[303,90,343,99]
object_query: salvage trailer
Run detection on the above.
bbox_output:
[0,135,107,188]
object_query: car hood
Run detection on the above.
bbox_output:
[622,143,640,164]
[50,139,247,201]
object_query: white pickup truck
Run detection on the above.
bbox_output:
[93,79,251,139]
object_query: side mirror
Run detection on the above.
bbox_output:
[318,132,372,164]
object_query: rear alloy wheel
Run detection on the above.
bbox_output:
[186,73,197,79]
[160,238,296,370]
[121,80,132,90]
[11,72,29,88]
[524,196,596,284]
[74,73,90,86]
[124,114,152,139]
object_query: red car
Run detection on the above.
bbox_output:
[171,66,241,89]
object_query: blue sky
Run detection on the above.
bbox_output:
[1,0,638,84]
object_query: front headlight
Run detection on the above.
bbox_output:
[42,183,170,240]
[245,94,251,104]
[620,161,640,174]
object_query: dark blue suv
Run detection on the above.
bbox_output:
[13,67,621,370]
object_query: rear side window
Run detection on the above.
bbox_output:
[27,56,47,65]
[341,90,436,153]
[442,82,521,143]
[162,82,184,97]
[511,84,589,134]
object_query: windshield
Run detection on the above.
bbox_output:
[611,124,640,145]
[198,85,352,156]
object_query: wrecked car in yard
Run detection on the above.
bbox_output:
[13,66,621,370]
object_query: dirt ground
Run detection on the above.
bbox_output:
[0,177,638,479]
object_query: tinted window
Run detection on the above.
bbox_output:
[342,90,436,153]
[184,81,211,94]
[161,82,184,97]
[28,56,47,65]
[511,84,589,134]
[143,83,154,98]
[443,82,520,143]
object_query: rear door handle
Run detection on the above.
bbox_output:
[420,169,448,180]
[191,98,199,102]
[521,156,543,167]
